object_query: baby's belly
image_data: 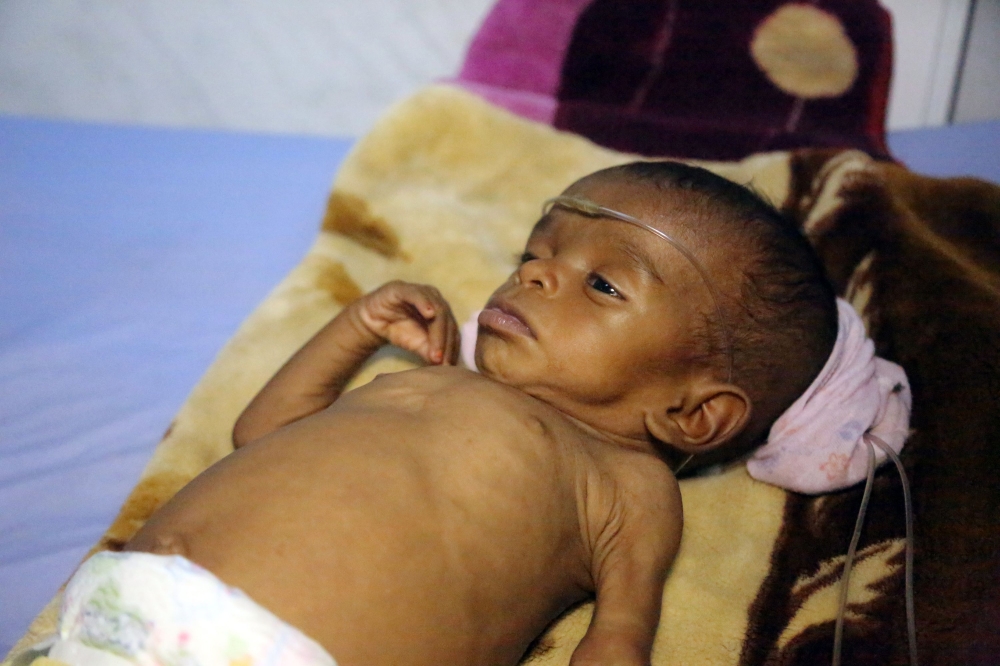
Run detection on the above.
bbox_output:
[129,367,590,665]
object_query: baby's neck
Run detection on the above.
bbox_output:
[566,412,660,454]
[504,379,663,458]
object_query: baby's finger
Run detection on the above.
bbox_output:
[412,293,440,322]
[386,283,433,321]
[426,304,450,364]
[416,286,455,364]
[442,311,460,365]
[398,289,442,331]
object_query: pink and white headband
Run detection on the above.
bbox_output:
[747,297,911,493]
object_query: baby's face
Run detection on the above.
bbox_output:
[475,176,723,437]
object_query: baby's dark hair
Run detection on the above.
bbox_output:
[598,161,838,462]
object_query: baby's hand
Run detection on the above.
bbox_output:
[354,281,459,365]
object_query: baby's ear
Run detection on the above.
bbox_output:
[645,382,752,454]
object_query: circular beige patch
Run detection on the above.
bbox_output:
[750,3,858,99]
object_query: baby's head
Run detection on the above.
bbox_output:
[475,161,837,466]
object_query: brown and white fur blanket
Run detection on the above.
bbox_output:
[7,85,1000,666]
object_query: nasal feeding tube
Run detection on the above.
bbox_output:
[542,196,735,384]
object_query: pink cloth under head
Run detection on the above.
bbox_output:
[747,298,912,494]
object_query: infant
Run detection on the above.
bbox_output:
[50,162,844,666]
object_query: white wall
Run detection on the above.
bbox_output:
[953,0,1000,123]
[0,0,989,136]
[880,0,973,129]
[0,0,494,137]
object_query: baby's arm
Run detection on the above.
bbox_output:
[571,464,683,666]
[232,281,459,447]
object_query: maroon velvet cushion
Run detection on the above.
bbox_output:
[455,0,893,160]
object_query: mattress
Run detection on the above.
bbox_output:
[1,112,997,656]
[0,117,352,654]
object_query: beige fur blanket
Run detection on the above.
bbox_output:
[9,84,1000,666]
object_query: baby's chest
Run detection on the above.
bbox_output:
[340,369,551,433]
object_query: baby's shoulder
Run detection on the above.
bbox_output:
[594,444,679,496]
[586,446,683,541]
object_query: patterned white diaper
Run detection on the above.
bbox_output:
[51,551,336,666]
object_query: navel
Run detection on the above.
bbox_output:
[144,533,189,558]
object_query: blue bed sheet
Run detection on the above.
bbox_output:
[0,117,352,654]
[1,114,997,656]
[887,119,1000,182]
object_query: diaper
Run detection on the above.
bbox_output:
[49,551,336,666]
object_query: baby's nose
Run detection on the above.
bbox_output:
[517,258,559,292]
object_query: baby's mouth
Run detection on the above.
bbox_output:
[479,300,535,339]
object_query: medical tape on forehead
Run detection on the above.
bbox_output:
[543,196,734,383]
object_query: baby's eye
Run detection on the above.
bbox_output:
[519,252,536,264]
[587,273,622,299]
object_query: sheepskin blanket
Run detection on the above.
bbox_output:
[7,85,1000,666]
